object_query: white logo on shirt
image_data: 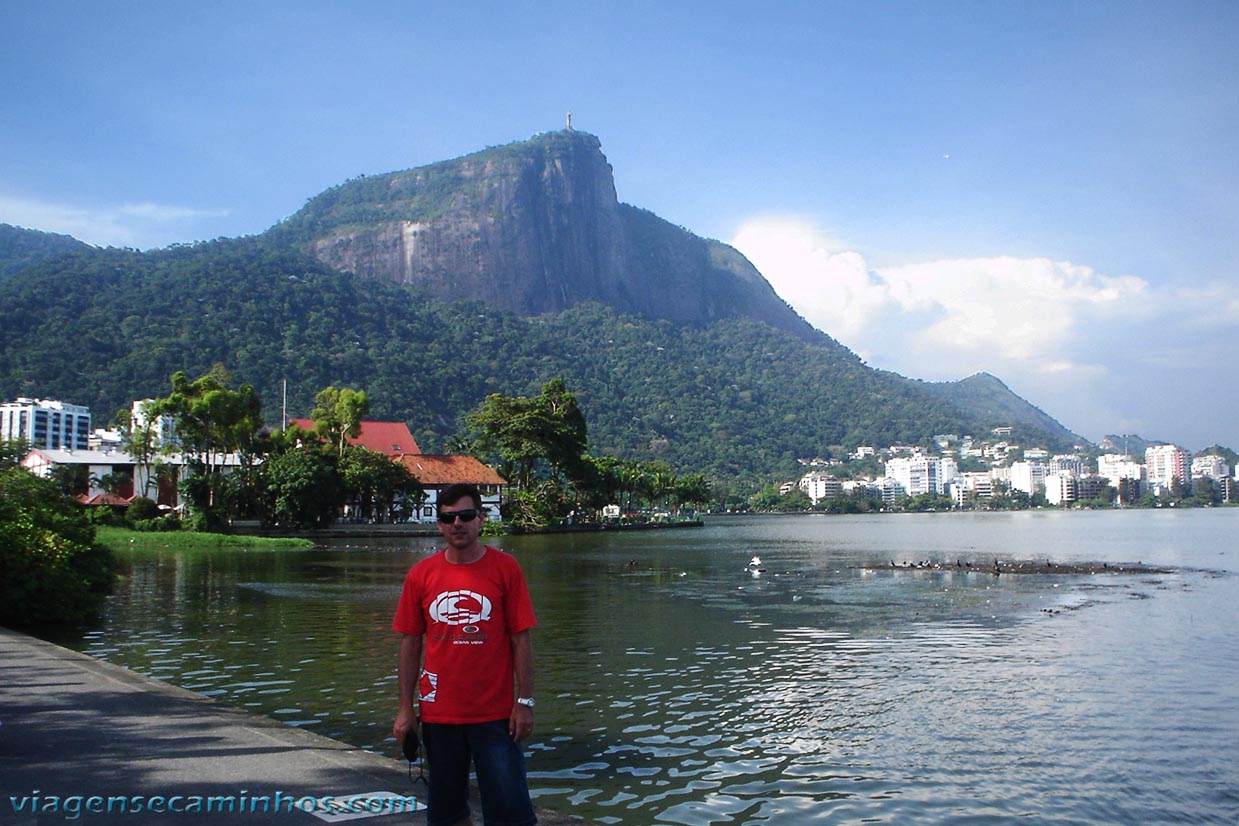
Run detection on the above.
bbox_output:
[429,590,493,625]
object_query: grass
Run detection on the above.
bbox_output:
[95,526,315,552]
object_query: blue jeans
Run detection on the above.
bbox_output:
[421,719,536,826]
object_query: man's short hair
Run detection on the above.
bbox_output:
[438,483,483,512]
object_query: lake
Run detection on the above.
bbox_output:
[65,509,1239,824]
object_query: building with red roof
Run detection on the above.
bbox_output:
[286,419,421,458]
[397,454,507,522]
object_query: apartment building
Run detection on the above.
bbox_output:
[1145,445,1191,486]
[1097,454,1144,486]
[885,455,942,496]
[1,397,92,451]
[799,470,841,504]
[1010,461,1048,495]
[1191,454,1231,480]
[1044,473,1078,505]
[1050,454,1084,478]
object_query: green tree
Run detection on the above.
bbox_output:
[671,473,711,513]
[264,449,342,529]
[2,437,31,466]
[96,471,132,497]
[311,386,371,456]
[49,463,90,497]
[339,445,422,522]
[576,454,622,514]
[151,366,263,528]
[0,466,115,626]
[118,405,160,498]
[467,378,588,492]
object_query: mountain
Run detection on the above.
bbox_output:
[270,130,818,341]
[0,223,91,284]
[0,132,1083,484]
[1097,434,1160,456]
[921,372,1085,446]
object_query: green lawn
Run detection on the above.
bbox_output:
[95,526,315,552]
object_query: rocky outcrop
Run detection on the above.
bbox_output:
[279,131,818,340]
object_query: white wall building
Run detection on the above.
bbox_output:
[873,476,904,505]
[799,471,841,504]
[21,447,242,508]
[1010,461,1048,496]
[885,455,942,496]
[1146,445,1191,486]
[1097,454,1144,486]
[1050,454,1084,478]
[1044,473,1079,505]
[950,472,994,506]
[1191,454,1231,480]
[132,399,179,447]
[1,397,92,451]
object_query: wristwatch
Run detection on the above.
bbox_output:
[516,697,536,708]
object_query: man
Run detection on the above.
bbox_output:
[392,483,537,826]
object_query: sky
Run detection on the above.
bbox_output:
[3,0,1237,451]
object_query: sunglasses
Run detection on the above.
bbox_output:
[437,508,480,524]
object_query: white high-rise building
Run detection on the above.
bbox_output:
[1050,454,1084,478]
[1,397,92,451]
[950,472,994,506]
[799,471,841,504]
[1044,473,1079,505]
[1145,445,1190,486]
[885,455,942,496]
[131,399,178,447]
[1191,454,1231,480]
[1010,461,1048,495]
[1097,454,1144,485]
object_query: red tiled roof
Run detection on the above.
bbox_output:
[77,493,134,507]
[287,419,421,457]
[397,454,507,487]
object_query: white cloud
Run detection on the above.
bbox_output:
[729,215,1239,448]
[0,194,227,249]
[731,217,1155,382]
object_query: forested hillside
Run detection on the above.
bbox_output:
[0,223,91,284]
[0,236,1046,487]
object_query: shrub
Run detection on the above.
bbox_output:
[0,467,116,627]
[158,514,182,531]
[131,515,182,532]
[126,496,160,523]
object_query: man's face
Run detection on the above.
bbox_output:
[436,500,482,549]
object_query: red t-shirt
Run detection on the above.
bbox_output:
[392,546,537,724]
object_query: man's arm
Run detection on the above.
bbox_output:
[508,628,535,742]
[392,633,423,740]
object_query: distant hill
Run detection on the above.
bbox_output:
[0,223,91,284]
[0,132,1084,485]
[1097,434,1156,456]
[921,372,1086,447]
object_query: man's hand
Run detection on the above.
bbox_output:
[392,711,418,742]
[509,703,534,742]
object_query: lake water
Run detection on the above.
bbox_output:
[65,509,1239,824]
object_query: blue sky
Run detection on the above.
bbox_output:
[3,1,1237,451]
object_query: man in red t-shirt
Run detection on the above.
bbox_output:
[392,483,537,826]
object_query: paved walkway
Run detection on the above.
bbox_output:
[0,628,587,825]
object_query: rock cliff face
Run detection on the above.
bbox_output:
[277,131,817,340]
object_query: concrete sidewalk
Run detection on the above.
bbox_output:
[0,628,587,825]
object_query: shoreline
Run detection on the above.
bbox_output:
[870,559,1183,575]
[232,519,704,540]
